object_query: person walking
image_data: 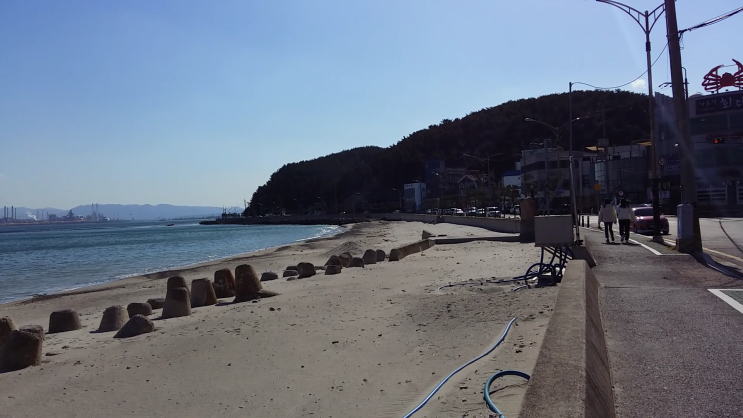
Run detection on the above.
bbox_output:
[598,198,617,243]
[616,198,637,243]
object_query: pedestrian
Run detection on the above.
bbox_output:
[616,198,636,243]
[597,198,617,243]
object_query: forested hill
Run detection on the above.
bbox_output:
[248,90,649,214]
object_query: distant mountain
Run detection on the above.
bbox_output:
[3,204,223,221]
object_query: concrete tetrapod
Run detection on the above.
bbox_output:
[362,249,377,265]
[127,302,153,317]
[325,265,342,275]
[260,272,279,282]
[213,268,236,298]
[234,265,262,303]
[97,305,129,332]
[190,278,218,308]
[376,249,386,262]
[167,276,189,293]
[297,262,316,279]
[114,315,155,339]
[283,270,299,278]
[18,325,44,342]
[48,309,82,334]
[0,330,42,373]
[325,255,342,268]
[349,257,365,268]
[161,287,191,319]
[338,253,352,267]
[0,316,18,348]
[147,298,166,310]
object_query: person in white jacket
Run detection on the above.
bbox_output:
[597,198,617,243]
[616,198,637,243]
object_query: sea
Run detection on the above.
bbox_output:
[0,220,343,305]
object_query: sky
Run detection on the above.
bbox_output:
[1,0,740,209]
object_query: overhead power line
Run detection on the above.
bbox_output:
[679,5,743,35]
[574,41,669,91]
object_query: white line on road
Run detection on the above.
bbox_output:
[628,239,662,256]
[709,289,743,315]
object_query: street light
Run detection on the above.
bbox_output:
[596,0,665,243]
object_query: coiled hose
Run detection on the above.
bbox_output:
[402,318,527,418]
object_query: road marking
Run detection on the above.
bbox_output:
[701,248,743,263]
[628,239,662,255]
[709,289,743,315]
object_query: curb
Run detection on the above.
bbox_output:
[520,260,615,418]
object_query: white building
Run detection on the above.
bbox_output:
[403,182,427,212]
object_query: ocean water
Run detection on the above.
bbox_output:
[0,221,342,304]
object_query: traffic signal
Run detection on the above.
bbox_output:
[713,138,725,144]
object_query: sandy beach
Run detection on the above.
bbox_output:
[0,220,558,418]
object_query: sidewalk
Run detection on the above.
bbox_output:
[583,228,743,417]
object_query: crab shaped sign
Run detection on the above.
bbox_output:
[702,59,743,93]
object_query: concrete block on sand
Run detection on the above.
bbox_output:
[147,298,165,310]
[114,315,155,339]
[362,249,377,265]
[297,262,316,279]
[422,230,434,239]
[325,265,342,275]
[234,265,262,303]
[48,309,82,334]
[260,272,279,282]
[167,276,189,293]
[283,270,298,278]
[97,305,129,332]
[349,257,365,268]
[338,252,352,267]
[324,255,342,267]
[0,330,42,372]
[190,278,218,308]
[127,302,153,317]
[376,249,386,262]
[213,268,236,298]
[18,325,44,341]
[0,316,18,347]
[285,265,298,272]
[162,287,191,319]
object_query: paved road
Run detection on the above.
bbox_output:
[582,228,743,417]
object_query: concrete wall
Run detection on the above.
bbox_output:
[519,260,615,418]
[383,213,520,234]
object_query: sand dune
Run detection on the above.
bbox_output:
[0,220,558,417]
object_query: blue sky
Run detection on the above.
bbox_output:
[1,0,740,209]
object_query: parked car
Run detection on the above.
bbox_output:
[476,208,486,217]
[453,208,465,216]
[486,207,502,218]
[513,205,521,216]
[631,207,670,235]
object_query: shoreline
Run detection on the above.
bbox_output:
[0,220,556,417]
[1,223,351,308]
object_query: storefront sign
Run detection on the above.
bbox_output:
[695,92,743,115]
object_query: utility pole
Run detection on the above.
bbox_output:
[596,0,665,243]
[665,0,702,252]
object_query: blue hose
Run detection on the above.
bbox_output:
[483,370,531,417]
[402,318,517,418]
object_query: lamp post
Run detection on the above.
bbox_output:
[596,0,665,243]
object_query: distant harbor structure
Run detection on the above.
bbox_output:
[1,203,110,225]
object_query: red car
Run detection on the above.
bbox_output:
[631,207,670,235]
